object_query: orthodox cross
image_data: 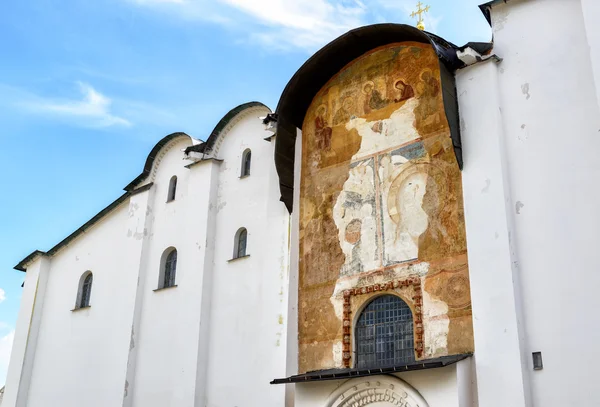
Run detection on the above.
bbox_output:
[410,1,430,31]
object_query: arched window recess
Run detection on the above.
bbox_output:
[240,149,251,178]
[167,175,177,202]
[73,271,93,310]
[354,294,414,369]
[229,227,249,261]
[156,247,178,290]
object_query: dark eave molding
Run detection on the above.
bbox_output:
[14,101,272,273]
[184,101,271,156]
[479,0,511,25]
[124,132,192,192]
[14,183,154,272]
[271,354,472,384]
[274,23,467,213]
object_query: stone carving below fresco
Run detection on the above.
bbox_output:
[298,42,472,373]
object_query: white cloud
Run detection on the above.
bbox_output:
[0,289,5,304]
[22,82,131,128]
[0,329,15,386]
[128,0,369,51]
[129,0,491,51]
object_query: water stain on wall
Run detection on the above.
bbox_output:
[298,42,473,373]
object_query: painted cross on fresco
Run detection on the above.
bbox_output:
[298,42,472,372]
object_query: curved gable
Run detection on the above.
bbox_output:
[274,23,465,212]
[184,101,271,158]
[124,132,199,191]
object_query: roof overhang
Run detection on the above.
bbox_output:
[479,0,511,25]
[184,101,271,157]
[274,23,468,212]
[271,354,472,384]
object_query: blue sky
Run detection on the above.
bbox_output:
[0,0,490,385]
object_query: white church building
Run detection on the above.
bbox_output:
[4,1,600,407]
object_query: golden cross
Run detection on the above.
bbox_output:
[410,1,430,31]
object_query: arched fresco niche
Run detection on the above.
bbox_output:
[298,42,473,373]
[326,375,429,407]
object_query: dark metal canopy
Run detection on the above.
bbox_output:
[271,354,472,384]
[273,23,469,212]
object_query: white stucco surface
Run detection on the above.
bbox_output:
[3,106,290,407]
[458,0,600,405]
[294,366,462,407]
[6,2,600,407]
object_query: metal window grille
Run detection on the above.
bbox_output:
[80,273,93,308]
[237,229,247,258]
[242,151,251,176]
[164,250,177,287]
[168,176,177,201]
[355,295,414,369]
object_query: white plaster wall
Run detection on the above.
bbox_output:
[131,136,211,407]
[294,366,460,407]
[5,112,289,407]
[23,202,137,407]
[456,59,529,407]
[206,109,290,407]
[2,257,49,407]
[459,0,600,405]
[581,0,600,111]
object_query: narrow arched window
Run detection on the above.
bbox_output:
[76,271,93,309]
[167,176,177,202]
[241,149,251,177]
[161,248,177,288]
[355,295,414,368]
[233,228,247,258]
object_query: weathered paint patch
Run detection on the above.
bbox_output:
[298,42,473,373]
[516,201,525,214]
[521,83,531,100]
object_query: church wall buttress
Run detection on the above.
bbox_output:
[298,42,473,373]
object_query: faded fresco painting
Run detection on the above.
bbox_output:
[299,42,473,373]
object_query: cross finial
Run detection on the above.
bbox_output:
[410,1,430,31]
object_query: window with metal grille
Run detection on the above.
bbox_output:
[167,175,177,202]
[355,295,414,368]
[234,228,247,258]
[241,149,251,177]
[77,272,93,308]
[163,249,177,288]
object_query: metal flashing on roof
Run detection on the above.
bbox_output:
[458,42,493,55]
[124,132,195,192]
[271,354,472,384]
[184,101,271,156]
[479,0,510,25]
[14,250,46,272]
[274,23,467,212]
[14,181,157,272]
[14,101,271,273]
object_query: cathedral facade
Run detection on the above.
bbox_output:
[5,1,600,406]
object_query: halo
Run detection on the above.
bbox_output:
[393,78,409,90]
[316,103,327,116]
[361,80,375,94]
[386,161,447,224]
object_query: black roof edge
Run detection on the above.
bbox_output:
[274,23,466,212]
[479,0,510,25]
[14,250,47,272]
[271,353,472,384]
[458,42,494,55]
[124,132,191,192]
[13,102,272,272]
[184,101,271,155]
[13,183,154,272]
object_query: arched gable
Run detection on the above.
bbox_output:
[124,132,200,191]
[273,23,466,212]
[184,101,271,160]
